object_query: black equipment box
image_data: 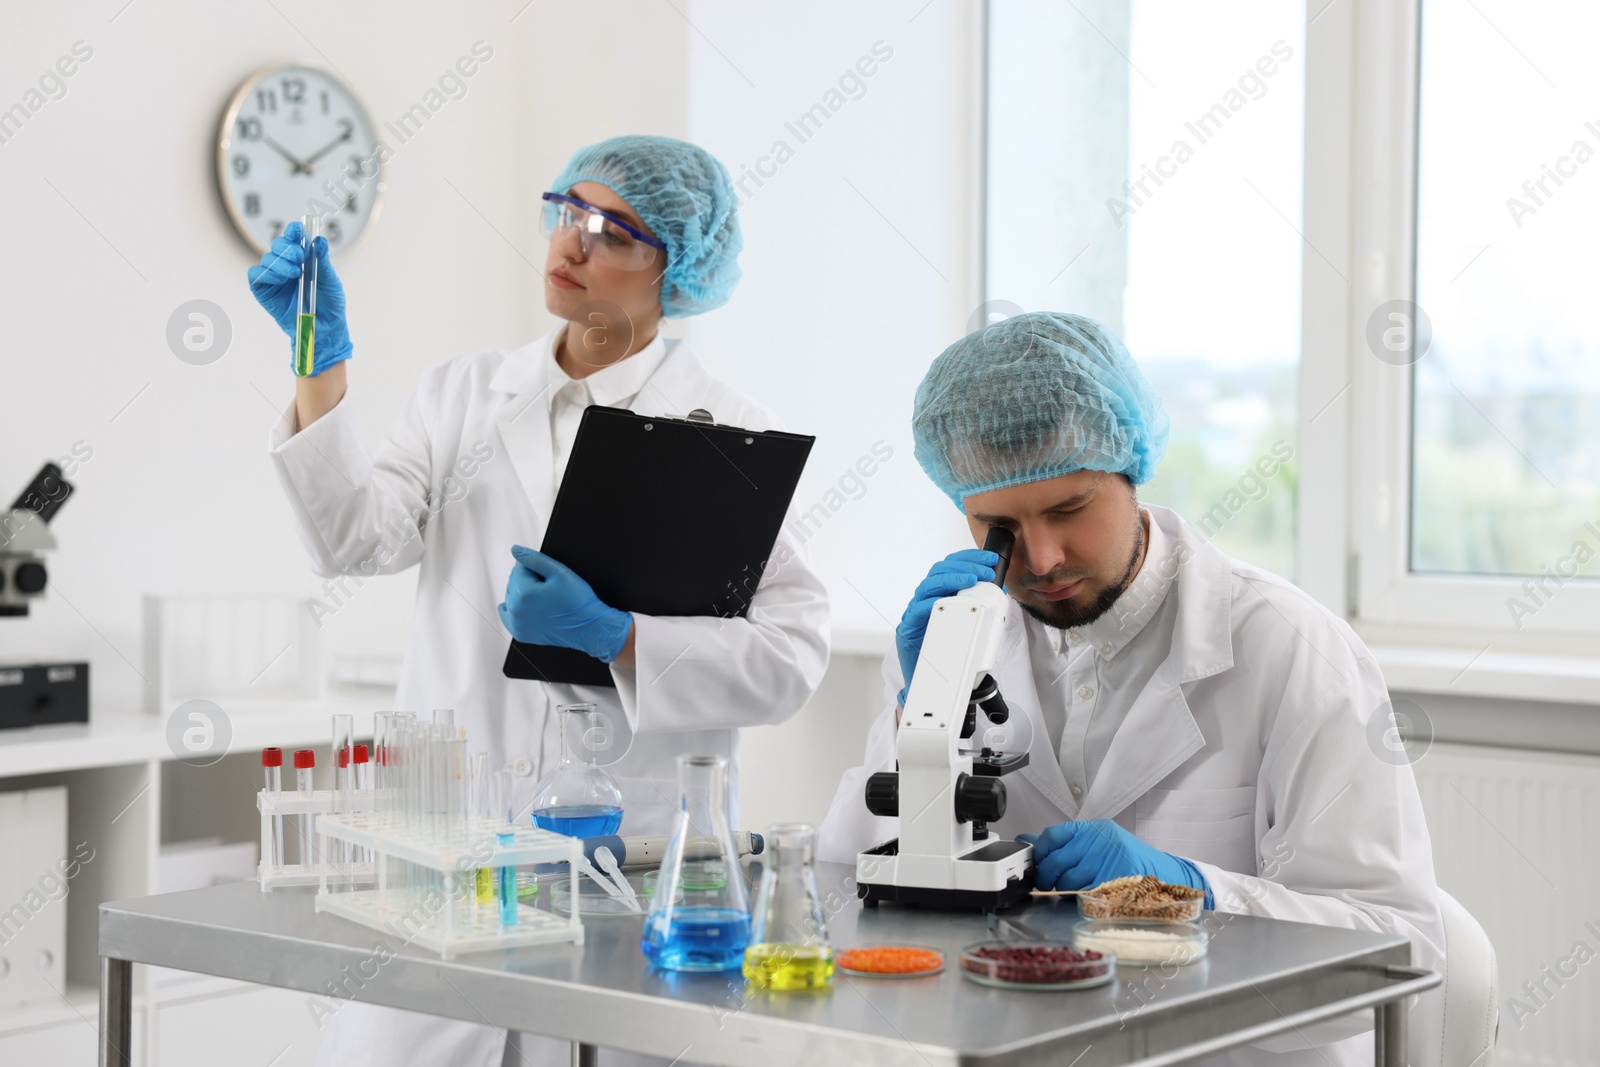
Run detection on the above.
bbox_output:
[0,662,89,730]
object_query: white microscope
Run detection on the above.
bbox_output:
[856,527,1035,909]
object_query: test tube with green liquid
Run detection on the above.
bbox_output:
[293,215,319,376]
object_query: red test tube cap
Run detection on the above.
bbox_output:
[261,747,283,768]
[337,748,350,769]
[353,744,369,763]
[293,749,315,769]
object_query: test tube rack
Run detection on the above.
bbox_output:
[257,788,376,891]
[312,811,585,959]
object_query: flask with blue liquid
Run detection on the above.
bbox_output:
[530,703,624,838]
[641,753,751,971]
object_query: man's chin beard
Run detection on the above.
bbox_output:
[1017,580,1127,629]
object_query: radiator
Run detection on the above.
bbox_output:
[1413,742,1600,1067]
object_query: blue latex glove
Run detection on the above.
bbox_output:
[894,549,1000,706]
[246,220,353,375]
[1017,821,1214,908]
[498,546,633,663]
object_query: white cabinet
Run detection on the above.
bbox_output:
[0,998,144,1063]
[152,978,323,1067]
[0,692,389,1065]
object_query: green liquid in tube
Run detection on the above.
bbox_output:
[294,314,315,376]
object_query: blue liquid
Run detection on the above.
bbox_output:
[496,831,518,927]
[641,907,751,972]
[532,805,623,837]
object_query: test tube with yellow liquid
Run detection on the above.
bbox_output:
[293,215,319,377]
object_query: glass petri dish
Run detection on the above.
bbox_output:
[550,874,646,917]
[642,858,728,895]
[834,944,946,979]
[958,940,1114,990]
[1071,920,1208,966]
[1076,877,1205,922]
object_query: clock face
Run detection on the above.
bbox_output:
[216,64,384,258]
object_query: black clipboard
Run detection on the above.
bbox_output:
[503,405,815,686]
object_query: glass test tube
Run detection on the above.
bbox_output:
[353,743,371,865]
[419,722,438,904]
[494,770,517,927]
[433,724,449,838]
[399,716,418,909]
[261,748,284,867]
[294,749,315,867]
[294,215,319,376]
[450,737,472,938]
[332,714,354,892]
[470,752,493,906]
[394,714,414,910]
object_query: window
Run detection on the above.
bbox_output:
[987,0,1305,579]
[1411,0,1600,580]
[989,0,1600,651]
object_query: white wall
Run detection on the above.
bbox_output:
[3,0,982,835]
[680,0,981,642]
[1,0,688,712]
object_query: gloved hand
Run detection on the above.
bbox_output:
[498,546,633,662]
[1017,821,1213,908]
[894,548,1000,706]
[246,219,353,376]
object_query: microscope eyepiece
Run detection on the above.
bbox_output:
[982,526,1014,588]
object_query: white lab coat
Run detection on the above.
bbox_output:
[271,327,829,1066]
[817,505,1445,1067]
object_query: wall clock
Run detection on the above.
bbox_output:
[216,64,385,257]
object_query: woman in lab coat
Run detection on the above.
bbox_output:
[248,136,829,1067]
[817,313,1444,1067]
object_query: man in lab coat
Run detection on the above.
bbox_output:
[818,312,1444,1067]
[250,136,829,1066]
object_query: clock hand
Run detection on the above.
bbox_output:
[261,135,312,175]
[302,125,355,169]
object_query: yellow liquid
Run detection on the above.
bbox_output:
[294,313,315,376]
[475,867,494,904]
[742,944,833,990]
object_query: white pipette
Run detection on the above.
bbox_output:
[594,846,640,912]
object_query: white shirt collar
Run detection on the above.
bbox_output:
[547,324,668,409]
[1044,508,1176,659]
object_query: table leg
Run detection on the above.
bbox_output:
[99,956,133,1067]
[571,1040,598,1067]
[1374,997,1406,1067]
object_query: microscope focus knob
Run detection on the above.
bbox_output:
[864,772,899,818]
[971,675,1010,725]
[954,773,1006,824]
[14,563,46,594]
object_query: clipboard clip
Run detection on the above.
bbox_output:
[685,408,716,425]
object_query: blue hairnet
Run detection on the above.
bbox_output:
[912,312,1169,508]
[550,135,743,318]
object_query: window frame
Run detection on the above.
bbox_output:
[1304,0,1600,651]
[978,0,1600,694]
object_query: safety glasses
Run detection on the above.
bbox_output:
[540,192,666,272]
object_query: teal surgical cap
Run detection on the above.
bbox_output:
[550,135,743,318]
[912,311,1170,509]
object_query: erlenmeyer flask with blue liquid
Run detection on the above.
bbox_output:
[529,703,624,837]
[641,753,750,971]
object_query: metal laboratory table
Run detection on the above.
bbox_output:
[99,864,1437,1067]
